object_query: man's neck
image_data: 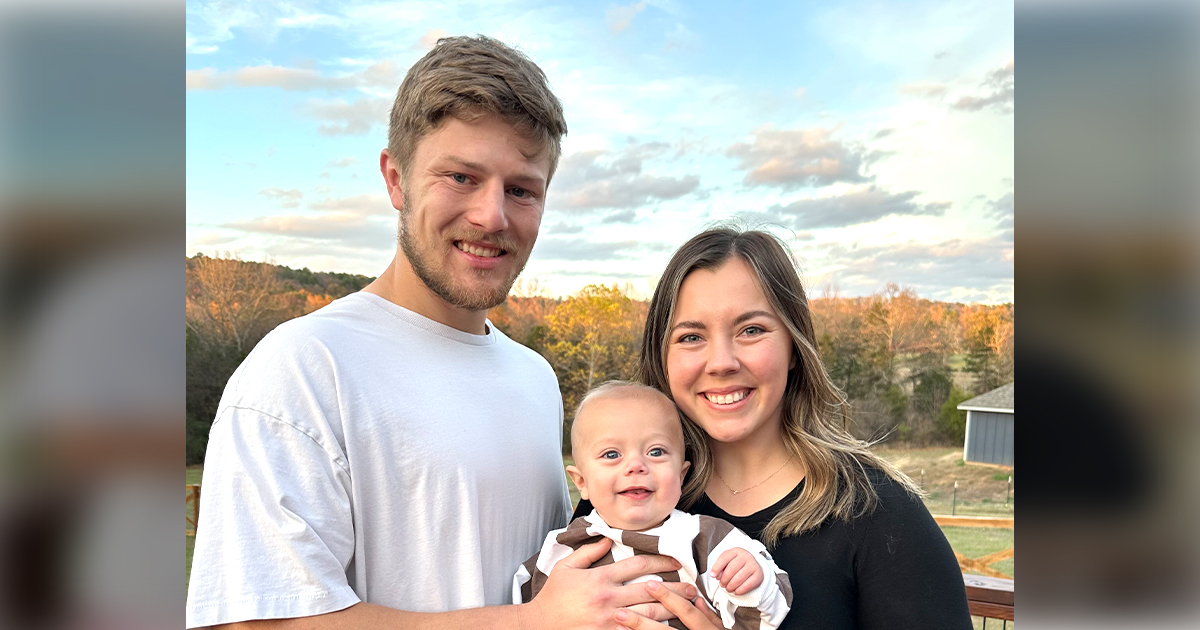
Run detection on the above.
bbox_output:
[363,255,490,335]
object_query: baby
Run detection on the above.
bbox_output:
[513,381,792,630]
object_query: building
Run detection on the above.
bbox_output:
[958,382,1014,467]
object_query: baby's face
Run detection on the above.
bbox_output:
[567,394,690,531]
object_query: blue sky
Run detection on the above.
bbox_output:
[186,0,1013,303]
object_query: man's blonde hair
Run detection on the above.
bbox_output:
[387,35,567,181]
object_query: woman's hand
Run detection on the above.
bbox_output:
[613,580,723,630]
[527,538,697,630]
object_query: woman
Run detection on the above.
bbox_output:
[580,227,972,630]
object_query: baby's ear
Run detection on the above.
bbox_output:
[565,465,589,500]
[680,460,691,477]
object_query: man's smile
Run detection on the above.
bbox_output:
[454,240,505,258]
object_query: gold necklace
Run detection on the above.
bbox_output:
[714,453,795,495]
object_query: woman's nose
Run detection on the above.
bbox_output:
[706,337,740,375]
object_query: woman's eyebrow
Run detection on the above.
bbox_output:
[670,320,705,332]
[733,310,775,326]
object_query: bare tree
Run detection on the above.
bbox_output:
[186,255,287,354]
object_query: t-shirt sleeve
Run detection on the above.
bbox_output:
[185,406,358,628]
[853,478,973,630]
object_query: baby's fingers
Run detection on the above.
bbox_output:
[728,563,763,595]
[716,554,747,588]
[709,549,735,580]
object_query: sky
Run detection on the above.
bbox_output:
[186,0,1013,303]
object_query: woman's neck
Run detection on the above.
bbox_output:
[709,426,791,481]
[706,426,806,517]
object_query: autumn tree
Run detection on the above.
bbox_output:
[541,284,645,452]
[961,304,1015,394]
[488,279,560,351]
[813,284,966,444]
[185,255,374,464]
[186,254,290,355]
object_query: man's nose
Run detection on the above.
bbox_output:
[464,180,509,232]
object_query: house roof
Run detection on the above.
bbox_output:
[958,381,1014,413]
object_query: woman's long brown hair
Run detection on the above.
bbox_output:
[637,227,920,546]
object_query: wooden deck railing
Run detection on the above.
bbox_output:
[186,484,201,536]
[933,515,1014,623]
[932,515,1014,579]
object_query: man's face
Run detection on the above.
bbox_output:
[392,115,550,311]
[567,394,690,531]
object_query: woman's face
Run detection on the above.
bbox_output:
[665,257,795,447]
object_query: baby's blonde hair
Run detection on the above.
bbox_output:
[570,380,679,459]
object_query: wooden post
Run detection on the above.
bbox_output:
[186,484,202,536]
[952,480,958,516]
[1006,475,1012,505]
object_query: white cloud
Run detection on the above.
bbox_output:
[308,194,392,217]
[302,97,391,136]
[185,60,404,92]
[607,1,648,34]
[326,157,360,168]
[727,125,869,189]
[899,82,949,98]
[897,59,1014,114]
[531,237,643,261]
[951,60,1014,113]
[811,236,1013,302]
[550,143,699,211]
[745,185,950,229]
[415,29,451,50]
[258,187,303,208]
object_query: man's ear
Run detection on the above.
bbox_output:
[379,149,405,211]
[680,461,691,477]
[565,465,588,500]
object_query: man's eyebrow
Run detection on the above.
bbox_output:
[443,156,546,187]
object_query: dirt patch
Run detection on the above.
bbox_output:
[872,446,1014,516]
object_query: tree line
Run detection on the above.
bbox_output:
[186,256,1013,463]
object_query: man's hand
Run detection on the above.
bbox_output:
[613,581,723,630]
[526,538,698,629]
[710,547,764,595]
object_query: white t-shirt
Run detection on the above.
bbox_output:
[186,292,571,628]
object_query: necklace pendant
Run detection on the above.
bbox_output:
[731,489,740,495]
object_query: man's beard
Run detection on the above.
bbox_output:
[398,191,529,311]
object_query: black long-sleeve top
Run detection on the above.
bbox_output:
[572,468,972,630]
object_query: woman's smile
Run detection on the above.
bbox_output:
[666,257,795,447]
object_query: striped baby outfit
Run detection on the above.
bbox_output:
[514,509,792,630]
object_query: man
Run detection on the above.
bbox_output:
[185,35,692,630]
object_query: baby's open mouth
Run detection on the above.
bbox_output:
[619,487,652,499]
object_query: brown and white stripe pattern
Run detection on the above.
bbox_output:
[514,510,792,630]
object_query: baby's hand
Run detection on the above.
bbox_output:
[709,547,764,596]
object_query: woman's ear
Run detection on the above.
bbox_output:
[566,465,589,500]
